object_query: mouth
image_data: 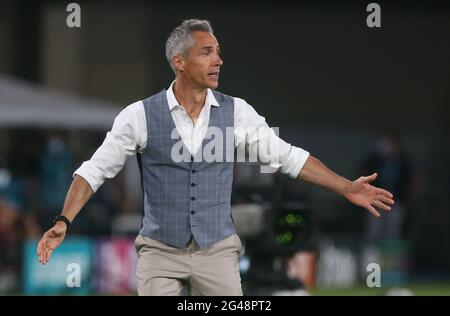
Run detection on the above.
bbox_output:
[207,71,220,79]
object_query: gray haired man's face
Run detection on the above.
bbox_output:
[176,31,223,90]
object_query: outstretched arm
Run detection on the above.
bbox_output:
[36,101,146,265]
[37,175,93,264]
[298,155,395,217]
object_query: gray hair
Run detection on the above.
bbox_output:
[165,19,214,73]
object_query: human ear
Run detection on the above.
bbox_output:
[173,55,185,72]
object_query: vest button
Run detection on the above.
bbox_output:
[191,183,196,187]
[192,169,197,173]
[191,196,196,201]
[191,210,196,215]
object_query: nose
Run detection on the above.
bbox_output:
[215,54,223,67]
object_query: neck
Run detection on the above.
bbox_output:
[173,78,207,118]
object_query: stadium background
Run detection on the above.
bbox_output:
[0,0,449,295]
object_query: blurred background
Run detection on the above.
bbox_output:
[0,0,449,295]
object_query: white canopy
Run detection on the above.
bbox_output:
[0,75,120,130]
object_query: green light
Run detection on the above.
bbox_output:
[282,214,304,226]
[276,231,294,244]
[285,214,296,224]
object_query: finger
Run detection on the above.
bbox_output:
[44,245,51,264]
[39,242,47,263]
[376,195,395,206]
[37,240,42,257]
[361,173,377,183]
[37,238,47,257]
[43,244,51,264]
[375,188,394,199]
[375,200,392,211]
[371,198,390,211]
[367,205,381,218]
[47,249,54,263]
[46,243,56,263]
[41,243,47,264]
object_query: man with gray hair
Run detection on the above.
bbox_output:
[37,19,395,295]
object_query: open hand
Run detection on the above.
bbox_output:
[37,222,67,264]
[344,173,395,217]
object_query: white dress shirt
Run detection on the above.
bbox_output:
[74,82,310,193]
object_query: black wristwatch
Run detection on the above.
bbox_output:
[52,215,71,230]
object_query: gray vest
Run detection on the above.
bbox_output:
[138,90,235,248]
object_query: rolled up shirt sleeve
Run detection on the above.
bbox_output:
[234,97,310,178]
[73,101,147,192]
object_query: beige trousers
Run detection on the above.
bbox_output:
[135,234,243,296]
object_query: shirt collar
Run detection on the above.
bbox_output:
[166,81,220,111]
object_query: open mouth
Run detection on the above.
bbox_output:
[208,72,219,79]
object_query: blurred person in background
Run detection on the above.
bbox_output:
[362,129,414,245]
[37,19,394,296]
[37,131,74,230]
[359,128,415,285]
